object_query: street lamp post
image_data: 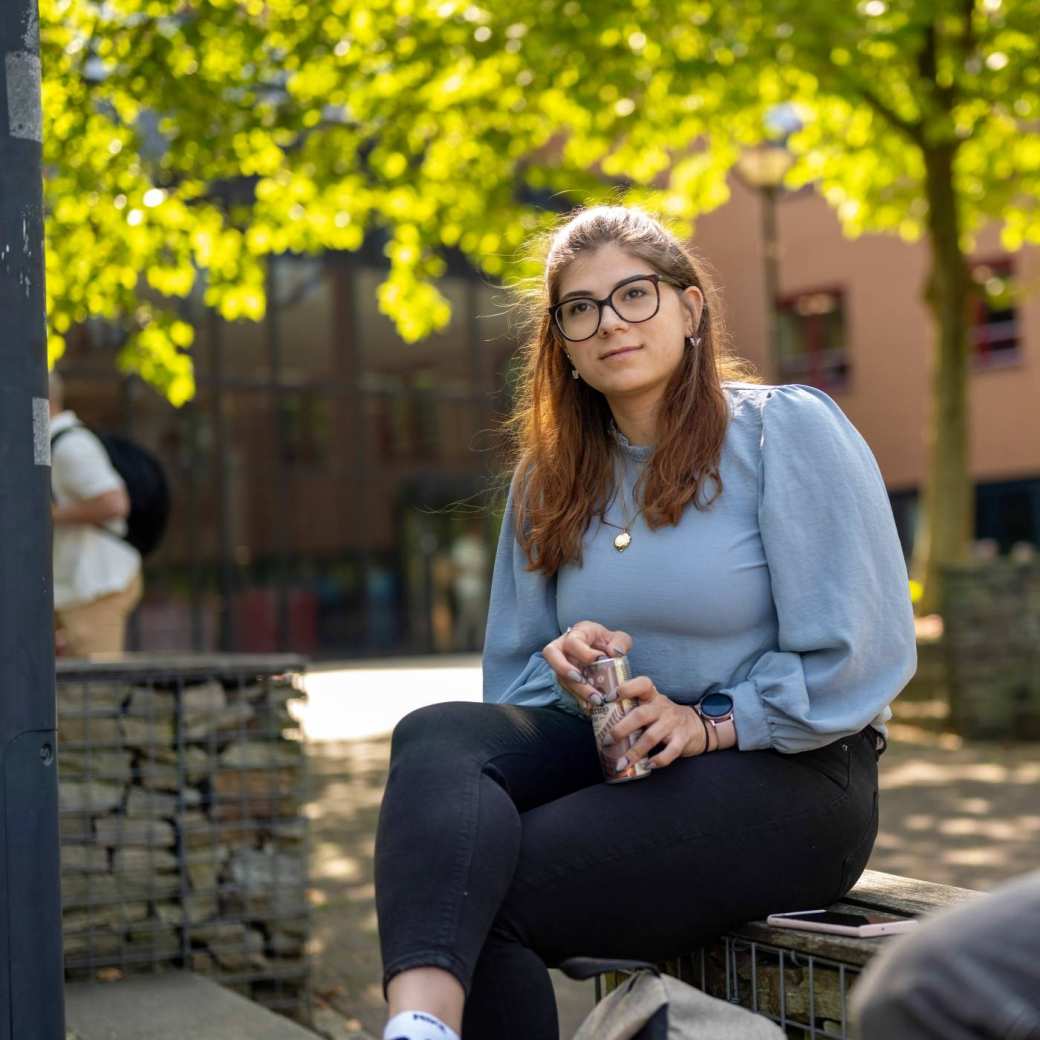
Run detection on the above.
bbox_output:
[0,1,67,1037]
[734,141,795,383]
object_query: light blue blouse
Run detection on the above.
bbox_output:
[481,382,918,754]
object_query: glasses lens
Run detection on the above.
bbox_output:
[611,278,659,323]
[558,298,599,340]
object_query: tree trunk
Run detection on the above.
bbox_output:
[910,143,973,616]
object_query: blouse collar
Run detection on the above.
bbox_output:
[609,422,654,462]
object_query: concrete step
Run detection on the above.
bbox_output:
[65,972,317,1040]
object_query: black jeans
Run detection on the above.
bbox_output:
[375,702,880,1040]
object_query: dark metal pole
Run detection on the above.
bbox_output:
[0,2,67,1037]
[208,304,236,651]
[760,183,783,383]
[185,402,205,651]
[176,297,205,651]
[264,256,290,650]
[121,374,142,649]
[465,278,492,478]
[335,258,371,652]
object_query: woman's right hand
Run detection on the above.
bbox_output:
[542,621,633,707]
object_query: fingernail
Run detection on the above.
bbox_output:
[611,644,625,657]
[568,670,583,684]
[590,693,604,706]
[615,757,629,771]
[603,690,618,703]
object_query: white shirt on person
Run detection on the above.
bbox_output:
[51,410,141,610]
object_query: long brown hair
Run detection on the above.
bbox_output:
[508,205,761,576]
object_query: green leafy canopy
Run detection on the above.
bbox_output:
[42,0,1040,402]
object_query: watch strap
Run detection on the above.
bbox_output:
[704,714,737,751]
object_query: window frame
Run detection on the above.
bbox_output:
[969,256,1021,371]
[774,285,850,392]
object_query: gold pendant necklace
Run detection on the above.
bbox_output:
[601,484,642,553]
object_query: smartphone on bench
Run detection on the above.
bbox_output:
[766,909,919,937]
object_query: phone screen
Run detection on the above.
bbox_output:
[779,911,873,928]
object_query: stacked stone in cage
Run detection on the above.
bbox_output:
[57,663,309,1020]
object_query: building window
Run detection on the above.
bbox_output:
[776,289,849,391]
[280,390,331,466]
[888,489,919,565]
[970,258,1019,367]
[976,478,1040,555]
[407,372,440,462]
[272,255,335,383]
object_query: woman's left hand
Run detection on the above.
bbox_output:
[610,676,708,771]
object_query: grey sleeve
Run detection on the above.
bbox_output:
[852,870,1040,1040]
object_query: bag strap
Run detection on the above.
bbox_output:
[49,424,80,501]
[50,423,81,453]
[49,424,130,547]
[559,957,660,982]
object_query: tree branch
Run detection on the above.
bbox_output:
[787,25,926,145]
[917,18,958,114]
[961,0,977,61]
[918,20,938,83]
[835,67,925,146]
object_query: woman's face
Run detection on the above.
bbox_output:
[554,243,703,412]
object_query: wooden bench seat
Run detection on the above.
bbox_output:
[727,869,979,970]
[598,870,979,1039]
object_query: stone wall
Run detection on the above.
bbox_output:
[941,560,1040,739]
[57,656,309,1021]
[899,635,946,703]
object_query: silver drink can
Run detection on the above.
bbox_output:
[582,655,652,783]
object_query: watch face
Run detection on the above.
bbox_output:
[700,691,734,719]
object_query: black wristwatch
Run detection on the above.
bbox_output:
[695,683,736,749]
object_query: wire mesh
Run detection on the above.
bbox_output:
[56,656,310,1023]
[598,938,862,1039]
[684,937,860,1039]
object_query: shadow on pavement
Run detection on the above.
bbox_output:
[306,739,391,1038]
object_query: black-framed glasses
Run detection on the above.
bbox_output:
[549,272,684,342]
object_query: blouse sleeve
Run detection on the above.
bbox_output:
[728,385,918,753]
[481,477,582,715]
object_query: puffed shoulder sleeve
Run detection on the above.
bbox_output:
[728,385,917,753]
[482,476,579,714]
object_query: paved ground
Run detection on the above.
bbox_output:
[65,973,319,1040]
[296,658,1040,1039]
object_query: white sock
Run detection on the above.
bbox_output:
[383,1010,461,1040]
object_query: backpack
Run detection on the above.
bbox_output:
[562,958,786,1040]
[51,425,171,557]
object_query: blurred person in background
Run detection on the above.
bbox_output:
[450,518,489,652]
[49,370,142,656]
